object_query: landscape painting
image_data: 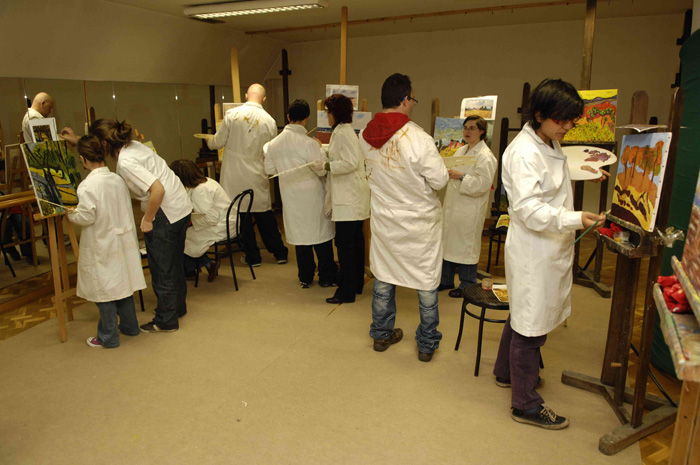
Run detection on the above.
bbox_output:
[610,132,672,232]
[681,169,700,292]
[563,89,617,143]
[433,117,465,157]
[20,140,83,216]
[461,96,497,120]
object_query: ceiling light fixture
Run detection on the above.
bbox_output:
[184,0,328,19]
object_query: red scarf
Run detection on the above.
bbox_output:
[362,112,410,149]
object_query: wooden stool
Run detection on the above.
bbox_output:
[454,283,509,376]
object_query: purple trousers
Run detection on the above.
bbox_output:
[493,316,547,410]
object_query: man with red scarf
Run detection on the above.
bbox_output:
[359,73,449,362]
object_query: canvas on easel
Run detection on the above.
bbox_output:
[563,89,617,142]
[20,140,82,216]
[682,169,700,291]
[29,117,58,142]
[610,132,672,232]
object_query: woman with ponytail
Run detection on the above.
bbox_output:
[62,120,191,333]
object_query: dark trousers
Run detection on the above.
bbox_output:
[240,210,288,264]
[333,220,366,301]
[144,209,190,327]
[295,239,338,284]
[184,254,211,276]
[493,316,547,410]
[96,296,139,348]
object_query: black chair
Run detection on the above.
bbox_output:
[195,189,255,290]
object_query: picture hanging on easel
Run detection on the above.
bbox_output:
[610,132,672,232]
[29,117,58,142]
[460,96,497,120]
[563,89,617,143]
[326,84,359,110]
[681,169,700,291]
[20,140,82,216]
[433,117,465,157]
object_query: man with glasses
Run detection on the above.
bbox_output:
[359,73,449,362]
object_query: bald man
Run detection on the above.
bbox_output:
[22,92,54,143]
[207,84,288,266]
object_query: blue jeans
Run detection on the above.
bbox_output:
[143,209,190,327]
[441,260,477,290]
[370,278,442,353]
[96,296,140,348]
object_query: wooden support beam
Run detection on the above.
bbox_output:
[247,0,597,35]
[580,0,596,90]
[231,47,241,103]
[340,6,348,85]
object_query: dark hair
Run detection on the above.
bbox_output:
[169,159,206,189]
[526,79,583,129]
[381,73,412,109]
[288,99,310,122]
[89,119,133,158]
[76,135,106,163]
[323,94,353,125]
[463,115,488,141]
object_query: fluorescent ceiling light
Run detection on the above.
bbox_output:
[185,0,328,19]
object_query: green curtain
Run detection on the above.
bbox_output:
[651,30,700,377]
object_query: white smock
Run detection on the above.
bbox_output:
[264,124,333,246]
[207,102,277,212]
[503,123,583,337]
[185,178,234,258]
[442,140,497,265]
[21,108,43,143]
[360,121,449,291]
[67,167,146,303]
[116,141,191,223]
[326,123,370,222]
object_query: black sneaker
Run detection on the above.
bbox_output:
[373,328,403,352]
[318,281,337,288]
[511,405,569,430]
[437,283,454,292]
[139,321,178,333]
[495,376,544,389]
[300,281,311,289]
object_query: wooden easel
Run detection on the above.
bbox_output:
[35,210,80,342]
[562,87,683,455]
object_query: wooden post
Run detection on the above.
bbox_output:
[47,216,67,342]
[340,6,348,85]
[231,47,241,103]
[580,0,596,90]
[670,381,700,465]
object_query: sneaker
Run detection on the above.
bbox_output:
[418,351,433,362]
[373,328,403,352]
[495,376,545,389]
[277,258,288,264]
[300,281,311,289]
[240,256,261,267]
[512,405,569,430]
[318,281,337,288]
[448,288,464,298]
[437,283,454,292]
[86,337,103,348]
[139,321,178,333]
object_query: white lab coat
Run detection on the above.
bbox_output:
[67,167,146,303]
[208,102,278,212]
[360,121,449,290]
[264,124,333,245]
[442,140,497,264]
[326,123,370,222]
[185,178,234,258]
[21,108,43,143]
[503,123,583,337]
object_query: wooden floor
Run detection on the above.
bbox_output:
[0,233,683,464]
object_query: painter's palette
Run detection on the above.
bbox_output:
[563,145,617,181]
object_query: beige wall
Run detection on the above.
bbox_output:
[0,0,286,86]
[287,13,685,212]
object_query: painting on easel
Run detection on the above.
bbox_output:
[433,117,465,157]
[610,132,672,232]
[563,89,617,143]
[681,169,700,291]
[20,140,82,216]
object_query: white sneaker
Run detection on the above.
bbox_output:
[240,256,261,267]
[86,337,103,348]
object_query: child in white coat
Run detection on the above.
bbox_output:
[67,135,146,348]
